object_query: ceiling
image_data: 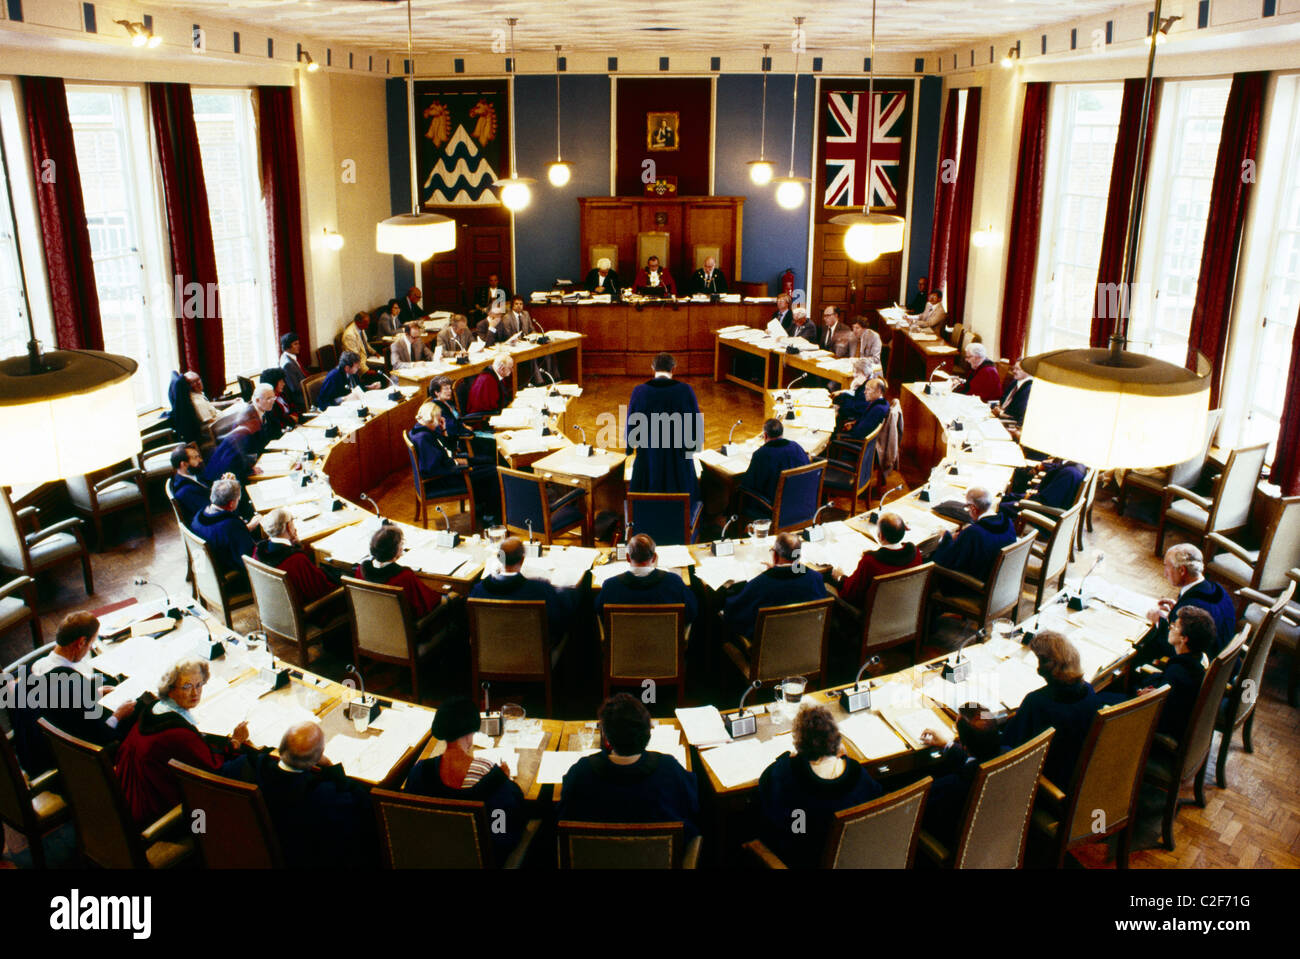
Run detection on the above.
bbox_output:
[157,0,1142,55]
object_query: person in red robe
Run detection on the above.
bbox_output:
[958,342,1003,403]
[466,355,515,415]
[252,508,344,621]
[838,512,923,608]
[352,524,443,623]
[115,659,249,826]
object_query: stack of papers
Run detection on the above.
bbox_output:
[699,735,794,789]
[496,430,566,457]
[654,545,696,569]
[878,704,955,750]
[692,556,762,591]
[674,705,731,747]
[838,710,910,760]
[536,749,599,784]
[400,545,473,577]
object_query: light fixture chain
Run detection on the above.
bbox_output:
[788,18,802,176]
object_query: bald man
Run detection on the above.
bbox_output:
[222,721,377,868]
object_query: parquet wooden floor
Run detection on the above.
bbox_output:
[5,373,1297,869]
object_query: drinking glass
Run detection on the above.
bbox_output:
[352,697,372,734]
[781,676,807,709]
[748,519,771,541]
[488,525,507,548]
[990,618,1015,643]
[502,703,526,746]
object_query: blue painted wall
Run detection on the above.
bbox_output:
[714,74,815,294]
[385,77,415,296]
[907,75,943,297]
[512,74,611,294]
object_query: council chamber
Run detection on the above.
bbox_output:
[0,0,1298,893]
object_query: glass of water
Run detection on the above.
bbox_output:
[501,703,525,746]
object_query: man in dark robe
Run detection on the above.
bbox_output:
[626,353,703,505]
[739,418,810,518]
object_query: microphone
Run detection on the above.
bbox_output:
[132,576,174,615]
[869,483,905,524]
[435,505,451,530]
[542,367,560,396]
[841,655,881,713]
[572,424,591,456]
[385,369,403,402]
[784,373,808,405]
[720,418,742,456]
[532,316,550,345]
[181,602,224,660]
[480,680,502,737]
[725,681,763,738]
[943,628,985,682]
[432,504,459,547]
[924,361,948,395]
[358,493,388,525]
[712,515,738,556]
[804,500,833,542]
[524,518,541,557]
[616,522,633,561]
[1069,552,1105,611]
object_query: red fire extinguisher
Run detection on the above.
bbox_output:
[780,268,795,298]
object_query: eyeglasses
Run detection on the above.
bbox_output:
[175,682,205,694]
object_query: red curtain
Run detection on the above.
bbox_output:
[19,76,104,352]
[148,83,226,389]
[945,88,980,328]
[256,87,311,357]
[927,92,960,295]
[1090,78,1161,349]
[999,83,1049,361]
[1186,71,1267,406]
[1271,310,1300,496]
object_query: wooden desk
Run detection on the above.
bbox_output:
[714,335,777,394]
[886,327,958,385]
[554,719,688,802]
[531,446,628,546]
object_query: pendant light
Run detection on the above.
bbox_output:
[376,0,455,263]
[0,130,140,486]
[773,17,810,210]
[1019,0,1209,470]
[747,44,774,186]
[547,45,573,187]
[493,18,536,211]
[831,0,905,262]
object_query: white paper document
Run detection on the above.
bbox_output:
[674,705,731,747]
[536,749,600,784]
[837,709,910,760]
[700,734,794,789]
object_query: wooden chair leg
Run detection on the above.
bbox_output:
[1154,513,1168,558]
[1193,758,1208,807]
[1215,725,1231,789]
[1115,485,1127,516]
[1161,786,1178,850]
[1116,825,1131,869]
[1242,711,1255,752]
[143,498,154,538]
[80,552,94,596]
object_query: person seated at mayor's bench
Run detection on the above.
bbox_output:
[584,257,621,296]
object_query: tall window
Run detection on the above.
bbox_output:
[66,85,173,408]
[0,80,55,363]
[1028,83,1124,354]
[1128,79,1232,364]
[192,89,274,378]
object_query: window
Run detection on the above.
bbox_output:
[1028,83,1124,354]
[0,80,55,363]
[1128,79,1231,364]
[1219,75,1300,459]
[66,85,174,409]
[192,89,274,378]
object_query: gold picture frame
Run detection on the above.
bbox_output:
[647,112,680,151]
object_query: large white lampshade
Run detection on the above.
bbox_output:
[0,350,141,486]
[774,176,808,209]
[833,211,906,262]
[376,213,456,264]
[1019,349,1211,470]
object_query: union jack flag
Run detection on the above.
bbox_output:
[824,90,907,209]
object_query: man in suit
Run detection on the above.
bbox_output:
[848,316,883,367]
[341,312,386,384]
[818,306,853,356]
[958,342,1002,403]
[1137,543,1238,664]
[788,307,817,342]
[474,306,513,346]
[930,487,1017,582]
[584,258,621,296]
[626,352,703,505]
[634,255,676,297]
[472,273,511,322]
[992,359,1033,427]
[470,536,576,640]
[10,612,136,776]
[905,275,929,314]
[594,534,698,627]
[507,295,555,385]
[166,370,204,445]
[396,286,428,327]
[688,256,728,296]
[723,532,828,639]
[998,458,1086,519]
[190,478,259,578]
[318,351,381,408]
[221,721,377,868]
[279,332,309,415]
[436,314,473,356]
[908,290,946,331]
[466,354,515,415]
[740,418,810,518]
[1137,605,1215,738]
[168,443,210,527]
[390,321,433,369]
[771,293,795,334]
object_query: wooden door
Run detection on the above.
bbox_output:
[423,215,511,313]
[813,221,901,318]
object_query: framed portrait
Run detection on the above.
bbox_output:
[646,112,680,151]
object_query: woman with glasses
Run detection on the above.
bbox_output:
[115,658,250,827]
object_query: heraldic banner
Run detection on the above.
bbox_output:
[414,79,510,207]
[816,81,913,218]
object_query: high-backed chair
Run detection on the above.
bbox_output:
[722,597,833,689]
[236,375,256,402]
[599,603,688,703]
[836,562,934,664]
[1021,502,1084,613]
[1155,442,1267,557]
[139,424,181,487]
[823,423,883,516]
[558,820,700,869]
[39,719,193,869]
[692,245,721,271]
[316,344,338,374]
[738,461,827,534]
[625,492,701,546]
[243,555,348,666]
[1117,408,1223,516]
[1215,581,1294,787]
[1030,687,1169,867]
[1204,495,1300,595]
[342,575,445,703]
[371,788,539,868]
[452,377,495,431]
[1020,468,1096,553]
[745,777,932,869]
[64,463,153,549]
[927,532,1037,637]
[1144,625,1248,849]
[918,728,1055,869]
[168,760,284,868]
[498,466,589,546]
[0,724,70,868]
[303,373,327,410]
[636,232,670,274]
[589,245,618,275]
[0,488,93,597]
[0,575,41,647]
[467,598,563,716]
[178,524,252,627]
[402,431,475,530]
[1239,567,1300,706]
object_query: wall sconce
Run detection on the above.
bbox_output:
[115,20,161,48]
[299,50,321,72]
[1000,42,1020,68]
[971,224,1001,248]
[323,229,344,251]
